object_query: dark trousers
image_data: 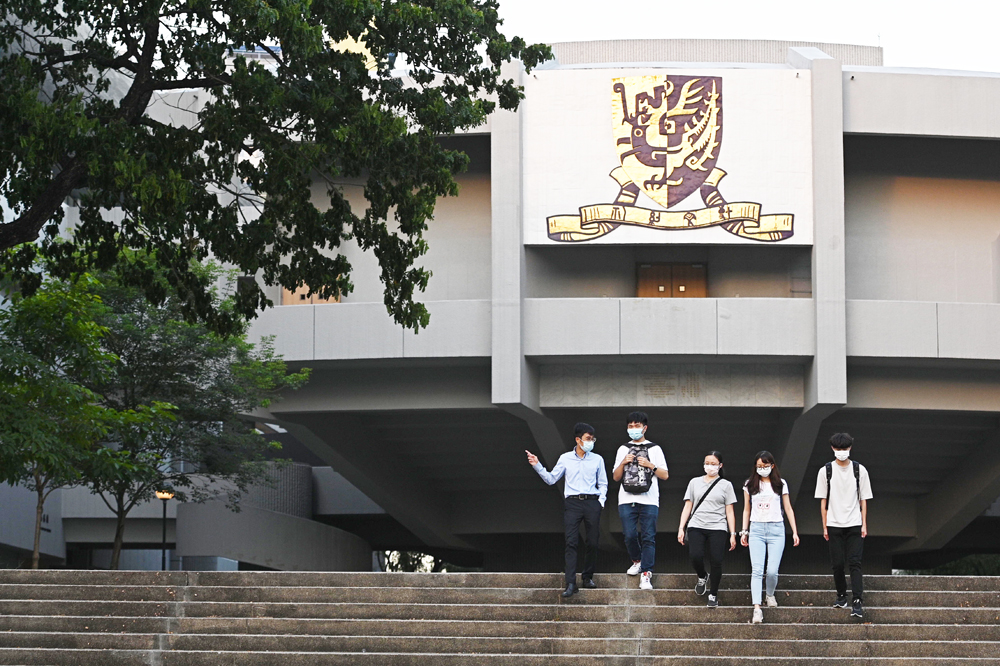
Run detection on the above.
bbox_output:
[619,502,658,573]
[828,525,864,600]
[687,527,728,596]
[564,497,602,585]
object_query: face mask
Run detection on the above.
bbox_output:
[758,466,773,477]
[627,427,644,441]
[834,450,850,461]
[704,464,720,476]
[580,440,595,453]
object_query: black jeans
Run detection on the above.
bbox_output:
[687,527,728,596]
[564,497,602,585]
[828,525,864,601]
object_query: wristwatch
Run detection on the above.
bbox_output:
[651,466,657,473]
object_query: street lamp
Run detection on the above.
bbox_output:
[155,490,175,571]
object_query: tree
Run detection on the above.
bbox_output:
[80,261,309,568]
[0,1,550,335]
[0,276,162,568]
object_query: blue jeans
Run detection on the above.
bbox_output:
[619,502,658,573]
[748,522,785,605]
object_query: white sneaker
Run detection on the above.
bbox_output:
[626,561,642,576]
[751,607,763,624]
[639,571,653,590]
[765,595,778,607]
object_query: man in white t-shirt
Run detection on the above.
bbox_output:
[612,411,668,590]
[814,432,873,619]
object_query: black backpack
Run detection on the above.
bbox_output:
[622,443,656,494]
[825,461,861,503]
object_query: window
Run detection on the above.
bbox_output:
[281,284,340,305]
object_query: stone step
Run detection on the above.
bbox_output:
[165,635,1000,657]
[1,584,997,609]
[0,600,174,618]
[1,570,998,592]
[0,651,997,666]
[159,653,1000,666]
[150,600,1000,625]
[3,598,998,624]
[6,615,1000,642]
[0,633,996,658]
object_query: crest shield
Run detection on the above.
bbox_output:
[612,75,723,209]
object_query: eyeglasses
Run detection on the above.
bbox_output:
[580,437,597,443]
[755,466,772,471]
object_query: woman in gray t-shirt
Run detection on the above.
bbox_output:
[677,451,738,607]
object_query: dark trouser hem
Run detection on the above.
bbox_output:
[687,526,728,596]
[828,525,864,600]
[564,497,602,585]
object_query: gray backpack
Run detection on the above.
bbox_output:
[622,443,655,494]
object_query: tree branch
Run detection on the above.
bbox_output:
[0,158,87,249]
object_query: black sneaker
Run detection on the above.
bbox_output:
[851,598,864,618]
[695,578,707,596]
[707,594,718,608]
[833,594,849,609]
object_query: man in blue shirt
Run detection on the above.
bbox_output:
[527,422,608,597]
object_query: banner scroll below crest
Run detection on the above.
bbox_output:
[547,168,794,243]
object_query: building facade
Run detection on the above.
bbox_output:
[3,39,1000,572]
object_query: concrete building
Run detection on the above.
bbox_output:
[3,38,1000,572]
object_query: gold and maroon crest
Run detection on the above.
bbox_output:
[612,75,722,209]
[547,73,793,243]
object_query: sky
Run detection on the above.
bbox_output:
[496,0,1000,73]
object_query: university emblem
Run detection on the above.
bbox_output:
[547,75,794,242]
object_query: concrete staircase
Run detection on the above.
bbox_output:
[0,570,998,664]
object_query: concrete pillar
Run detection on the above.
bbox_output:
[490,61,564,466]
[780,48,848,502]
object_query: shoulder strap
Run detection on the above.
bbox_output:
[853,461,861,502]
[825,462,832,499]
[688,477,723,524]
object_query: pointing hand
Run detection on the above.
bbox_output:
[525,450,539,466]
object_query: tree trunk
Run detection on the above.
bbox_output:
[31,485,46,569]
[110,491,128,569]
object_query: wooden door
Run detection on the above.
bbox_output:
[671,263,707,298]
[637,264,672,297]
[636,263,707,297]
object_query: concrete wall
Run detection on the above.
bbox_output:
[299,164,491,306]
[845,173,1000,303]
[241,462,313,519]
[844,68,1000,139]
[523,297,815,358]
[248,300,491,362]
[550,39,882,66]
[526,246,811,299]
[0,484,65,560]
[848,300,1000,360]
[176,501,371,571]
[312,467,385,515]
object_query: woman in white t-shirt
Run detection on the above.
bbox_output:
[739,451,800,624]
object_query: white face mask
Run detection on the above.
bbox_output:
[704,464,720,477]
[834,450,850,461]
[627,427,644,441]
[580,440,595,453]
[758,466,773,477]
